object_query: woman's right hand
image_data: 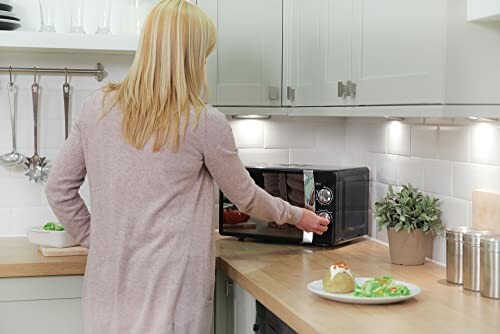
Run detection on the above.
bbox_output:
[295,209,330,235]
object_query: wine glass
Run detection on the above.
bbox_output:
[38,0,57,32]
[70,0,86,33]
[96,0,113,34]
[128,0,155,35]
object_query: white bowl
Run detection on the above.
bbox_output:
[28,227,79,248]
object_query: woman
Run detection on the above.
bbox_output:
[46,1,329,333]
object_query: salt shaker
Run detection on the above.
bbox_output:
[446,227,472,284]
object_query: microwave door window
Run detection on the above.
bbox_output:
[222,172,303,242]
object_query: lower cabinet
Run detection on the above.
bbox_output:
[254,302,296,334]
[215,270,257,334]
[214,271,295,334]
[0,276,83,334]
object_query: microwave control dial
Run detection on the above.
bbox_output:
[318,211,332,222]
[317,187,333,205]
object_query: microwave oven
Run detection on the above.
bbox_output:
[219,165,369,246]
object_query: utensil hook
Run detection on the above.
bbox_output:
[33,66,37,83]
[64,68,68,85]
[8,66,13,84]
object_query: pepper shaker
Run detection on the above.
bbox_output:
[463,231,494,292]
[480,235,500,299]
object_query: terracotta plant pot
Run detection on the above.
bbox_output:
[387,228,426,266]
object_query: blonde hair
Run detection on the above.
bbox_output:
[103,0,216,152]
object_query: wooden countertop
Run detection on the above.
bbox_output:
[0,237,87,278]
[216,237,500,334]
[1,236,498,334]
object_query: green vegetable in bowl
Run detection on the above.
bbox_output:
[353,276,410,298]
[43,222,65,231]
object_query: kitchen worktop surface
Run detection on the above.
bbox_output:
[1,236,498,333]
[0,237,87,277]
[216,237,499,334]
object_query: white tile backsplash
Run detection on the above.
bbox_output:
[411,125,439,159]
[386,121,411,156]
[289,148,343,165]
[375,154,399,185]
[0,180,42,208]
[229,119,265,148]
[470,122,500,165]
[439,126,471,162]
[398,157,425,189]
[264,117,315,149]
[10,207,58,235]
[311,118,346,150]
[346,118,387,153]
[423,159,454,196]
[237,148,289,165]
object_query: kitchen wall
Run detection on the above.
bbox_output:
[1,48,499,265]
[229,116,500,265]
[0,51,133,234]
[1,0,500,267]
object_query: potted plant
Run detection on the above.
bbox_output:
[375,184,443,266]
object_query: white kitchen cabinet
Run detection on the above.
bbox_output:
[283,0,356,107]
[445,0,500,104]
[352,0,446,105]
[0,276,83,334]
[468,0,500,21]
[233,281,257,334]
[198,0,283,107]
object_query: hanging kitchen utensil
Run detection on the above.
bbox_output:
[0,67,25,166]
[25,68,49,183]
[63,68,70,139]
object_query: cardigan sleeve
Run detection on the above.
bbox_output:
[201,108,303,225]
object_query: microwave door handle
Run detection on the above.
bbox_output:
[302,170,315,244]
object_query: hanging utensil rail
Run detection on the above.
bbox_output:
[0,63,105,82]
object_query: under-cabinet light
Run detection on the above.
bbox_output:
[232,115,272,120]
[384,116,405,121]
[467,117,498,123]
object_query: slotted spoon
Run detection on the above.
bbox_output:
[25,78,49,183]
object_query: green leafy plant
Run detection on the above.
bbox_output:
[375,184,443,235]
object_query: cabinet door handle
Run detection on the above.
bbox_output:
[287,86,296,102]
[224,279,233,297]
[347,80,357,97]
[337,81,347,98]
[269,86,280,101]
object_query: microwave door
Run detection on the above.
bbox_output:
[221,170,305,243]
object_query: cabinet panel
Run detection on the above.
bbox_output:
[200,0,283,106]
[353,0,446,105]
[233,282,257,334]
[0,299,83,334]
[285,0,354,107]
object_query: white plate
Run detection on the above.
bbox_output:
[308,277,422,305]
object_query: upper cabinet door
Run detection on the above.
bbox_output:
[283,0,355,107]
[352,0,446,105]
[199,0,283,107]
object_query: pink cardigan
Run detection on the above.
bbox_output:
[46,91,302,334]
